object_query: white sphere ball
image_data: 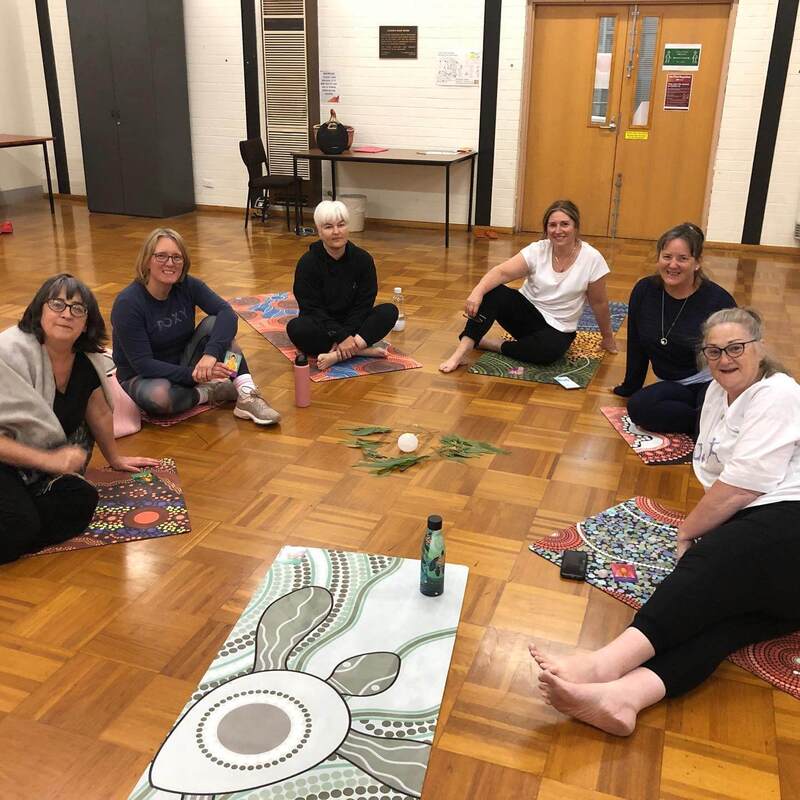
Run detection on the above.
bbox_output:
[397,433,419,453]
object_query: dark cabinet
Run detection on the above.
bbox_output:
[67,0,194,217]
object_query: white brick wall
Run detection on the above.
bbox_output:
[706,0,779,243]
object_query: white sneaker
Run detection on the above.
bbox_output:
[233,388,281,425]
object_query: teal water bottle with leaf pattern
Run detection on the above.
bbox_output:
[420,514,445,596]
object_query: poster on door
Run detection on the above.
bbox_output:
[664,73,693,111]
[662,44,701,71]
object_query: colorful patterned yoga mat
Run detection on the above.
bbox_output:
[468,301,628,387]
[30,458,191,557]
[529,497,800,699]
[230,293,422,382]
[601,406,695,465]
[141,404,213,427]
[128,546,468,800]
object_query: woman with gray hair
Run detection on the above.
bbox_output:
[530,307,800,736]
[287,200,398,370]
[112,228,280,425]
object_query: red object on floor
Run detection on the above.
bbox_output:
[0,221,13,234]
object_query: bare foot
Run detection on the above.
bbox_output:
[316,350,341,370]
[538,671,636,737]
[439,354,469,373]
[528,643,611,684]
[360,345,389,359]
[477,335,504,353]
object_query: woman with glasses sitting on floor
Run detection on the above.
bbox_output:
[612,223,735,435]
[0,274,158,564]
[439,199,617,373]
[286,201,398,370]
[531,307,800,736]
[111,228,280,425]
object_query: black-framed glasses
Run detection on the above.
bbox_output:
[462,312,486,323]
[46,297,88,318]
[701,339,759,361]
[153,252,184,265]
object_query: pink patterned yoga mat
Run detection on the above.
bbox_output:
[230,292,421,382]
[29,458,191,557]
[529,497,800,699]
[601,405,694,465]
[141,404,213,427]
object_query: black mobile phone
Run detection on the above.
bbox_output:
[560,549,588,581]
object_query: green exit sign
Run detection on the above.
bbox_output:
[663,44,702,70]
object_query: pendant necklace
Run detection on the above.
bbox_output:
[660,290,690,345]
[553,241,578,272]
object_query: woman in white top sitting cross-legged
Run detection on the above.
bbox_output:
[439,199,617,373]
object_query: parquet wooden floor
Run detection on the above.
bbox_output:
[1,198,799,799]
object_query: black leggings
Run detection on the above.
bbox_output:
[627,380,709,436]
[461,285,575,364]
[631,501,800,697]
[286,304,399,356]
[121,316,247,416]
[0,465,99,563]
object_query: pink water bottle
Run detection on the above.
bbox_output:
[294,353,311,407]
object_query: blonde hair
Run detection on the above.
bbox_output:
[313,200,350,229]
[701,307,788,378]
[134,228,191,284]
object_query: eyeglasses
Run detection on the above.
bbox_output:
[701,339,759,361]
[152,252,185,265]
[46,297,88,318]
[462,312,487,323]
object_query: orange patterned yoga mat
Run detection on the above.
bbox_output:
[230,293,421,382]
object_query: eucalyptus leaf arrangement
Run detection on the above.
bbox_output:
[339,426,509,476]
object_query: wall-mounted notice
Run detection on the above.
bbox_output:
[624,130,649,140]
[436,51,482,86]
[664,73,693,110]
[662,44,701,71]
[379,26,418,59]
[320,71,339,103]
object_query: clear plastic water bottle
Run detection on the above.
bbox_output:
[392,287,406,332]
[420,514,445,596]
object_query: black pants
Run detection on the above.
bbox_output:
[121,316,247,416]
[286,304,399,356]
[627,380,709,436]
[631,501,800,697]
[0,464,99,564]
[460,285,575,364]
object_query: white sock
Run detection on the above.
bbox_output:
[196,385,209,404]
[234,373,257,397]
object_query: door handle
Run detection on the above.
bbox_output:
[598,119,617,131]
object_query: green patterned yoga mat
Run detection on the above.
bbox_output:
[468,330,604,387]
[127,546,468,800]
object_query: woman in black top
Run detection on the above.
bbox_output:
[287,201,398,370]
[613,224,735,435]
[0,275,157,564]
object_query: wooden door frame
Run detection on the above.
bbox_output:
[515,0,738,237]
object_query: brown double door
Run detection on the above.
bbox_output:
[521,4,729,239]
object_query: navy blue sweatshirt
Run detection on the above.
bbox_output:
[111,276,238,386]
[292,240,378,343]
[614,276,736,396]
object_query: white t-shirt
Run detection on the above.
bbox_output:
[693,372,800,507]
[518,239,610,332]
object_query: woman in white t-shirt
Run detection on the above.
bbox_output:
[529,307,800,737]
[439,200,618,373]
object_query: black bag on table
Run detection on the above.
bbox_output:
[316,110,349,155]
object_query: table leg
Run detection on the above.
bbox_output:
[445,163,451,248]
[293,156,301,234]
[331,161,337,200]
[467,156,475,232]
[43,142,54,215]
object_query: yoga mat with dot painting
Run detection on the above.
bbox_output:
[29,458,191,556]
[127,545,468,800]
[230,293,421,382]
[529,496,800,699]
[468,301,628,387]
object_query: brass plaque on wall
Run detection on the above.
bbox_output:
[379,26,418,59]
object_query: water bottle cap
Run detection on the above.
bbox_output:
[427,514,442,530]
[394,287,402,294]
[295,353,308,366]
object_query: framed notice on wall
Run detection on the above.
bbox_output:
[662,44,701,71]
[379,26,418,59]
[664,74,693,110]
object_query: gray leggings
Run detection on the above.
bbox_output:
[121,317,245,416]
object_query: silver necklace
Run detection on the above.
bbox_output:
[660,290,690,345]
[552,241,578,272]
